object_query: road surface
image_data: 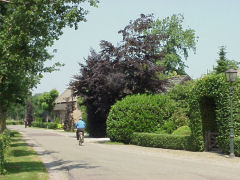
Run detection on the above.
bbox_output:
[8,125,240,180]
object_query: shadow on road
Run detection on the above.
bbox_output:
[44,159,99,171]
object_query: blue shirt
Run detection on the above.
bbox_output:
[75,119,86,129]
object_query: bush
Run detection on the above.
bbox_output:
[170,108,189,128]
[107,94,176,143]
[234,136,240,157]
[160,121,175,134]
[0,130,11,174]
[31,122,62,129]
[131,132,193,150]
[172,126,191,136]
[6,120,24,125]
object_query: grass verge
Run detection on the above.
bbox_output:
[0,131,48,180]
[104,141,124,145]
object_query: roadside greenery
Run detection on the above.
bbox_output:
[107,94,176,143]
[71,13,197,137]
[0,0,98,133]
[6,120,24,125]
[0,131,48,179]
[189,73,240,152]
[38,89,59,127]
[32,122,63,130]
[0,130,10,174]
[131,132,192,150]
[107,70,240,155]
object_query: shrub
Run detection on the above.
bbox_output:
[172,126,191,136]
[235,137,240,157]
[0,130,11,174]
[167,81,195,116]
[6,120,24,125]
[170,108,190,128]
[48,122,58,129]
[31,122,62,129]
[131,132,193,150]
[188,73,240,151]
[160,121,175,134]
[107,94,176,143]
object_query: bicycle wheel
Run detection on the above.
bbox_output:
[79,132,83,146]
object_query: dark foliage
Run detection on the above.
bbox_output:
[25,100,34,127]
[70,14,167,137]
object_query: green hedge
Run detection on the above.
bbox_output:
[31,122,62,129]
[6,120,24,125]
[131,132,193,151]
[0,130,11,174]
[189,73,240,152]
[107,94,176,143]
[235,137,240,157]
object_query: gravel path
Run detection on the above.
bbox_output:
[8,125,240,180]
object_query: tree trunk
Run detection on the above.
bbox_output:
[46,112,49,129]
[0,108,6,133]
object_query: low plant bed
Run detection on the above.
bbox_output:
[0,131,48,180]
[131,132,193,151]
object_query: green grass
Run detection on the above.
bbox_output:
[0,131,48,180]
[104,141,124,145]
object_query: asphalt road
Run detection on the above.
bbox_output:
[8,125,240,180]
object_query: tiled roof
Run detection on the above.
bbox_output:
[55,88,78,104]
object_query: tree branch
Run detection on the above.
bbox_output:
[0,0,12,3]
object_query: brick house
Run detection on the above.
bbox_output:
[53,88,82,124]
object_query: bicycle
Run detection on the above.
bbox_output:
[78,131,84,146]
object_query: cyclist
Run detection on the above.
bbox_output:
[75,117,86,141]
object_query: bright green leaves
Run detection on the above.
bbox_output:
[0,0,97,115]
[214,46,239,74]
[145,14,197,75]
[39,89,59,112]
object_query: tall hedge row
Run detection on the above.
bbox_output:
[0,130,10,174]
[106,94,176,143]
[189,73,240,152]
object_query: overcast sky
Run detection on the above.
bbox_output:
[32,0,240,95]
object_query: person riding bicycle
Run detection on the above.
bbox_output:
[75,117,86,141]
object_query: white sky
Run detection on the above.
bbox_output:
[32,0,240,95]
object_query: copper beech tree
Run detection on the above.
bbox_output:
[70,14,197,137]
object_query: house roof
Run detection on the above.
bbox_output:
[163,75,192,92]
[55,88,78,104]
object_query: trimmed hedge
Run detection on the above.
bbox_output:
[235,137,240,157]
[107,94,176,143]
[0,130,11,174]
[6,120,24,125]
[189,73,240,152]
[131,132,193,150]
[31,122,62,129]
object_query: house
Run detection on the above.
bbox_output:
[163,74,192,92]
[53,88,82,124]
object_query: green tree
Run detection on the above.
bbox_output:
[6,103,25,121]
[214,46,239,74]
[0,0,98,132]
[39,89,58,127]
[145,14,197,75]
[71,14,197,137]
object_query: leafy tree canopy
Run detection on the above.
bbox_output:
[143,14,197,75]
[70,14,197,137]
[0,0,98,132]
[39,89,58,113]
